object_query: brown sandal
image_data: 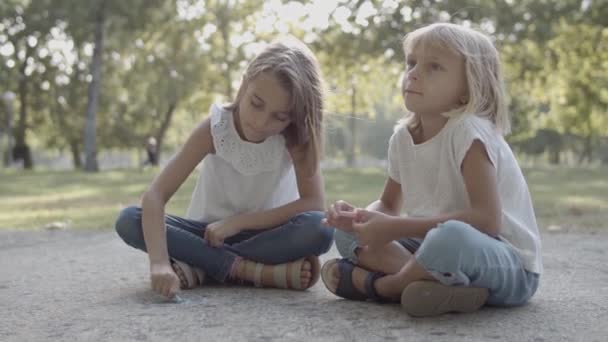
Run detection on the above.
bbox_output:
[248,256,320,290]
[170,259,206,289]
[401,281,489,316]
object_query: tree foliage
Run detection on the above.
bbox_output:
[0,0,606,169]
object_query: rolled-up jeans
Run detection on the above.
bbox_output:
[334,219,539,306]
[115,206,334,282]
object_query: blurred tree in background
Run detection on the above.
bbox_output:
[0,0,606,171]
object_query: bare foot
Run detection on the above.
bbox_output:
[297,260,313,288]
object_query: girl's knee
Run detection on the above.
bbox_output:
[115,206,143,244]
[292,211,334,254]
[417,221,492,284]
[424,220,478,251]
[416,220,483,269]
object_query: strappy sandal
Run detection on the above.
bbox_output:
[320,258,394,302]
[170,259,206,289]
[248,256,320,290]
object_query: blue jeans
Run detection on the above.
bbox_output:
[115,206,334,282]
[334,220,540,306]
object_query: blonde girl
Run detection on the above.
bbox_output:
[322,23,541,317]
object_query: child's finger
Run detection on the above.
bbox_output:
[158,281,169,298]
[168,282,180,299]
[327,208,336,220]
[328,205,339,219]
[332,202,344,213]
[324,210,335,224]
[327,218,341,229]
[208,233,217,245]
[164,279,175,298]
[351,221,364,232]
[337,200,354,211]
[335,200,348,210]
[337,210,357,219]
[164,280,175,298]
[353,209,369,222]
[151,281,161,294]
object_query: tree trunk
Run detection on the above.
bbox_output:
[53,85,82,169]
[70,140,82,169]
[548,150,560,165]
[584,118,594,163]
[218,4,233,99]
[579,134,593,164]
[154,99,177,166]
[577,121,594,164]
[2,93,15,167]
[346,80,357,167]
[83,0,106,172]
[16,56,33,169]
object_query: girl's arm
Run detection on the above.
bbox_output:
[325,174,402,232]
[365,177,403,215]
[141,118,214,265]
[226,145,325,231]
[378,140,501,240]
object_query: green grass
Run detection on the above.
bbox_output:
[522,166,608,232]
[1,166,607,231]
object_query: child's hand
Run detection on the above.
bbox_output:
[323,200,359,232]
[204,219,240,247]
[351,209,394,247]
[149,262,180,299]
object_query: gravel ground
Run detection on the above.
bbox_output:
[0,229,606,341]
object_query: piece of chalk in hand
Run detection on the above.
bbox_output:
[170,294,185,303]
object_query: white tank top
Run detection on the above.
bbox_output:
[185,104,299,222]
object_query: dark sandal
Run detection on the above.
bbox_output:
[321,258,394,302]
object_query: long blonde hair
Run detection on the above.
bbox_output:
[226,36,325,170]
[401,23,510,135]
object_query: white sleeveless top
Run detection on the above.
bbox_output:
[185,104,299,222]
[388,115,542,274]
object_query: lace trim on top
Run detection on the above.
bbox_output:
[210,104,288,175]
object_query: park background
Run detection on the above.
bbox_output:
[1,0,607,233]
[1,2,607,341]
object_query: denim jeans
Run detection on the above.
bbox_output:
[334,220,540,306]
[115,206,334,282]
